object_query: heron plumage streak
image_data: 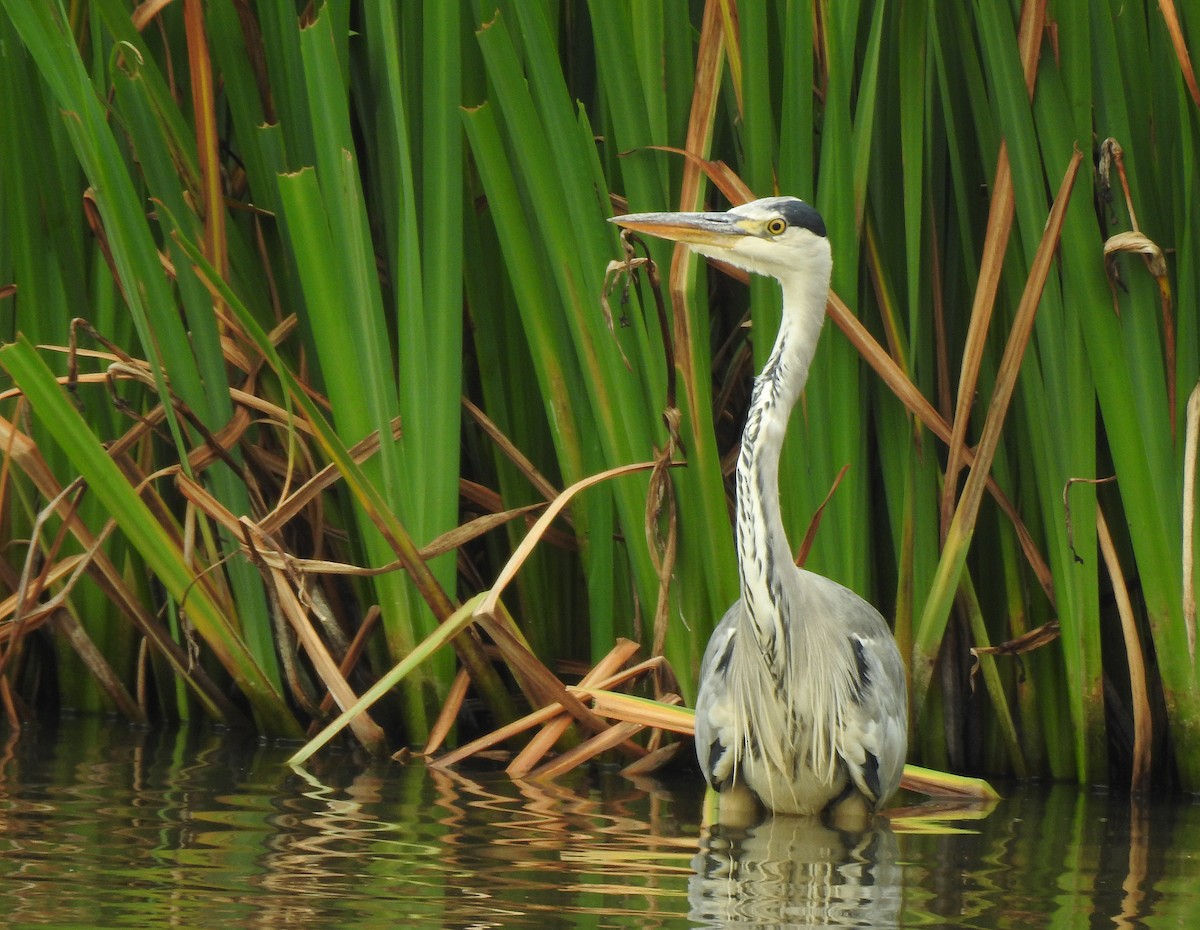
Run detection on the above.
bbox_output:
[610,197,908,820]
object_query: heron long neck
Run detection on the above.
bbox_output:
[735,273,828,655]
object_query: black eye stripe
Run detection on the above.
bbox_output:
[729,196,828,238]
[777,199,827,238]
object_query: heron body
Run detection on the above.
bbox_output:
[611,197,907,818]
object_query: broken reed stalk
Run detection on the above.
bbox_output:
[1097,508,1152,792]
[1185,382,1200,662]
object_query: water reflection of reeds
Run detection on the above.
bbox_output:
[259,747,705,927]
[4,724,1200,927]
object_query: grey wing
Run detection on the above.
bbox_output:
[832,591,908,808]
[693,600,742,792]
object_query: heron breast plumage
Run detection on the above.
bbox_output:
[694,569,906,816]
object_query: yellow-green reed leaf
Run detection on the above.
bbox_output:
[289,593,486,767]
[898,764,1002,801]
[575,688,696,735]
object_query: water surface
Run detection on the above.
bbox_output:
[1,719,1197,928]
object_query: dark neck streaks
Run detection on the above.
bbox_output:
[734,274,828,662]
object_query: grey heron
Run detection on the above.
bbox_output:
[610,196,908,820]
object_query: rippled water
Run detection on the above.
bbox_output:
[1,719,1199,928]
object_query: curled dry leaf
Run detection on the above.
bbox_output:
[1104,230,1168,280]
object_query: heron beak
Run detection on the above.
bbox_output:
[608,210,749,250]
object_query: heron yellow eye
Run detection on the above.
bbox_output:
[766,218,787,235]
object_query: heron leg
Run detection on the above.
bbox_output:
[823,789,873,832]
[702,781,762,828]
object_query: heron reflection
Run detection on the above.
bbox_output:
[690,814,901,927]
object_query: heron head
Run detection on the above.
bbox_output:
[609,196,831,284]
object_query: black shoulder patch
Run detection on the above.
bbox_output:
[851,637,872,703]
[780,199,827,238]
[713,629,736,675]
[862,750,881,802]
[704,738,727,790]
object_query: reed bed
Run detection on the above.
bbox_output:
[0,0,1196,792]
